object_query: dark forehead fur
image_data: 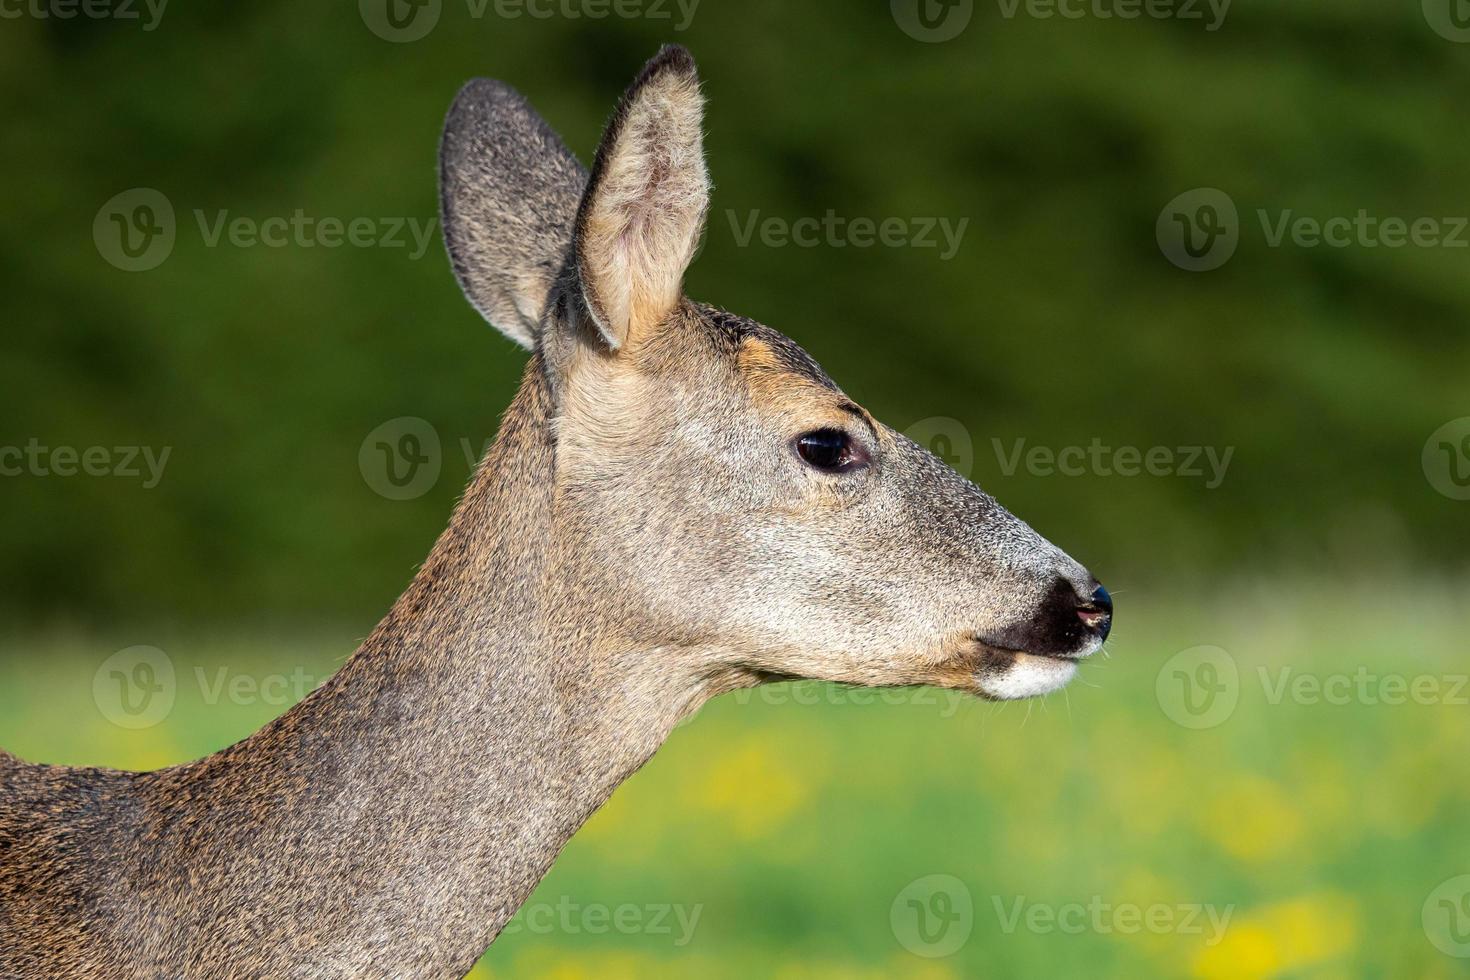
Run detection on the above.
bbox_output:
[696,304,839,391]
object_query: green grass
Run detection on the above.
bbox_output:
[2,582,1466,978]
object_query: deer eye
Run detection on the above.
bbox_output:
[795,429,866,473]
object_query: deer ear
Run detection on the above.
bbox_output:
[440,78,588,349]
[572,45,710,351]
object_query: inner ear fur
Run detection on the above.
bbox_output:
[572,45,710,352]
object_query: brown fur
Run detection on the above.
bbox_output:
[0,46,1107,978]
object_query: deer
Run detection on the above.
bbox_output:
[0,45,1112,979]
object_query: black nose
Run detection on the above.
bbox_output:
[1077,584,1112,640]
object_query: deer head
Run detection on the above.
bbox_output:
[439,45,1111,706]
[0,45,1119,980]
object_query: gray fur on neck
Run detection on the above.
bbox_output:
[0,363,707,979]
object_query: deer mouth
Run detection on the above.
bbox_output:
[964,581,1109,700]
[969,640,1083,701]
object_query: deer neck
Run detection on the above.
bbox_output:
[169,356,710,975]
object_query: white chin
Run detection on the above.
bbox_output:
[976,653,1078,701]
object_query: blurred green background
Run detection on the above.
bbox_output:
[1,0,1467,977]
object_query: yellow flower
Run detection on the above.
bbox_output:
[771,958,960,980]
[1193,892,1360,980]
[682,733,813,841]
[494,950,668,980]
[1195,773,1303,863]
